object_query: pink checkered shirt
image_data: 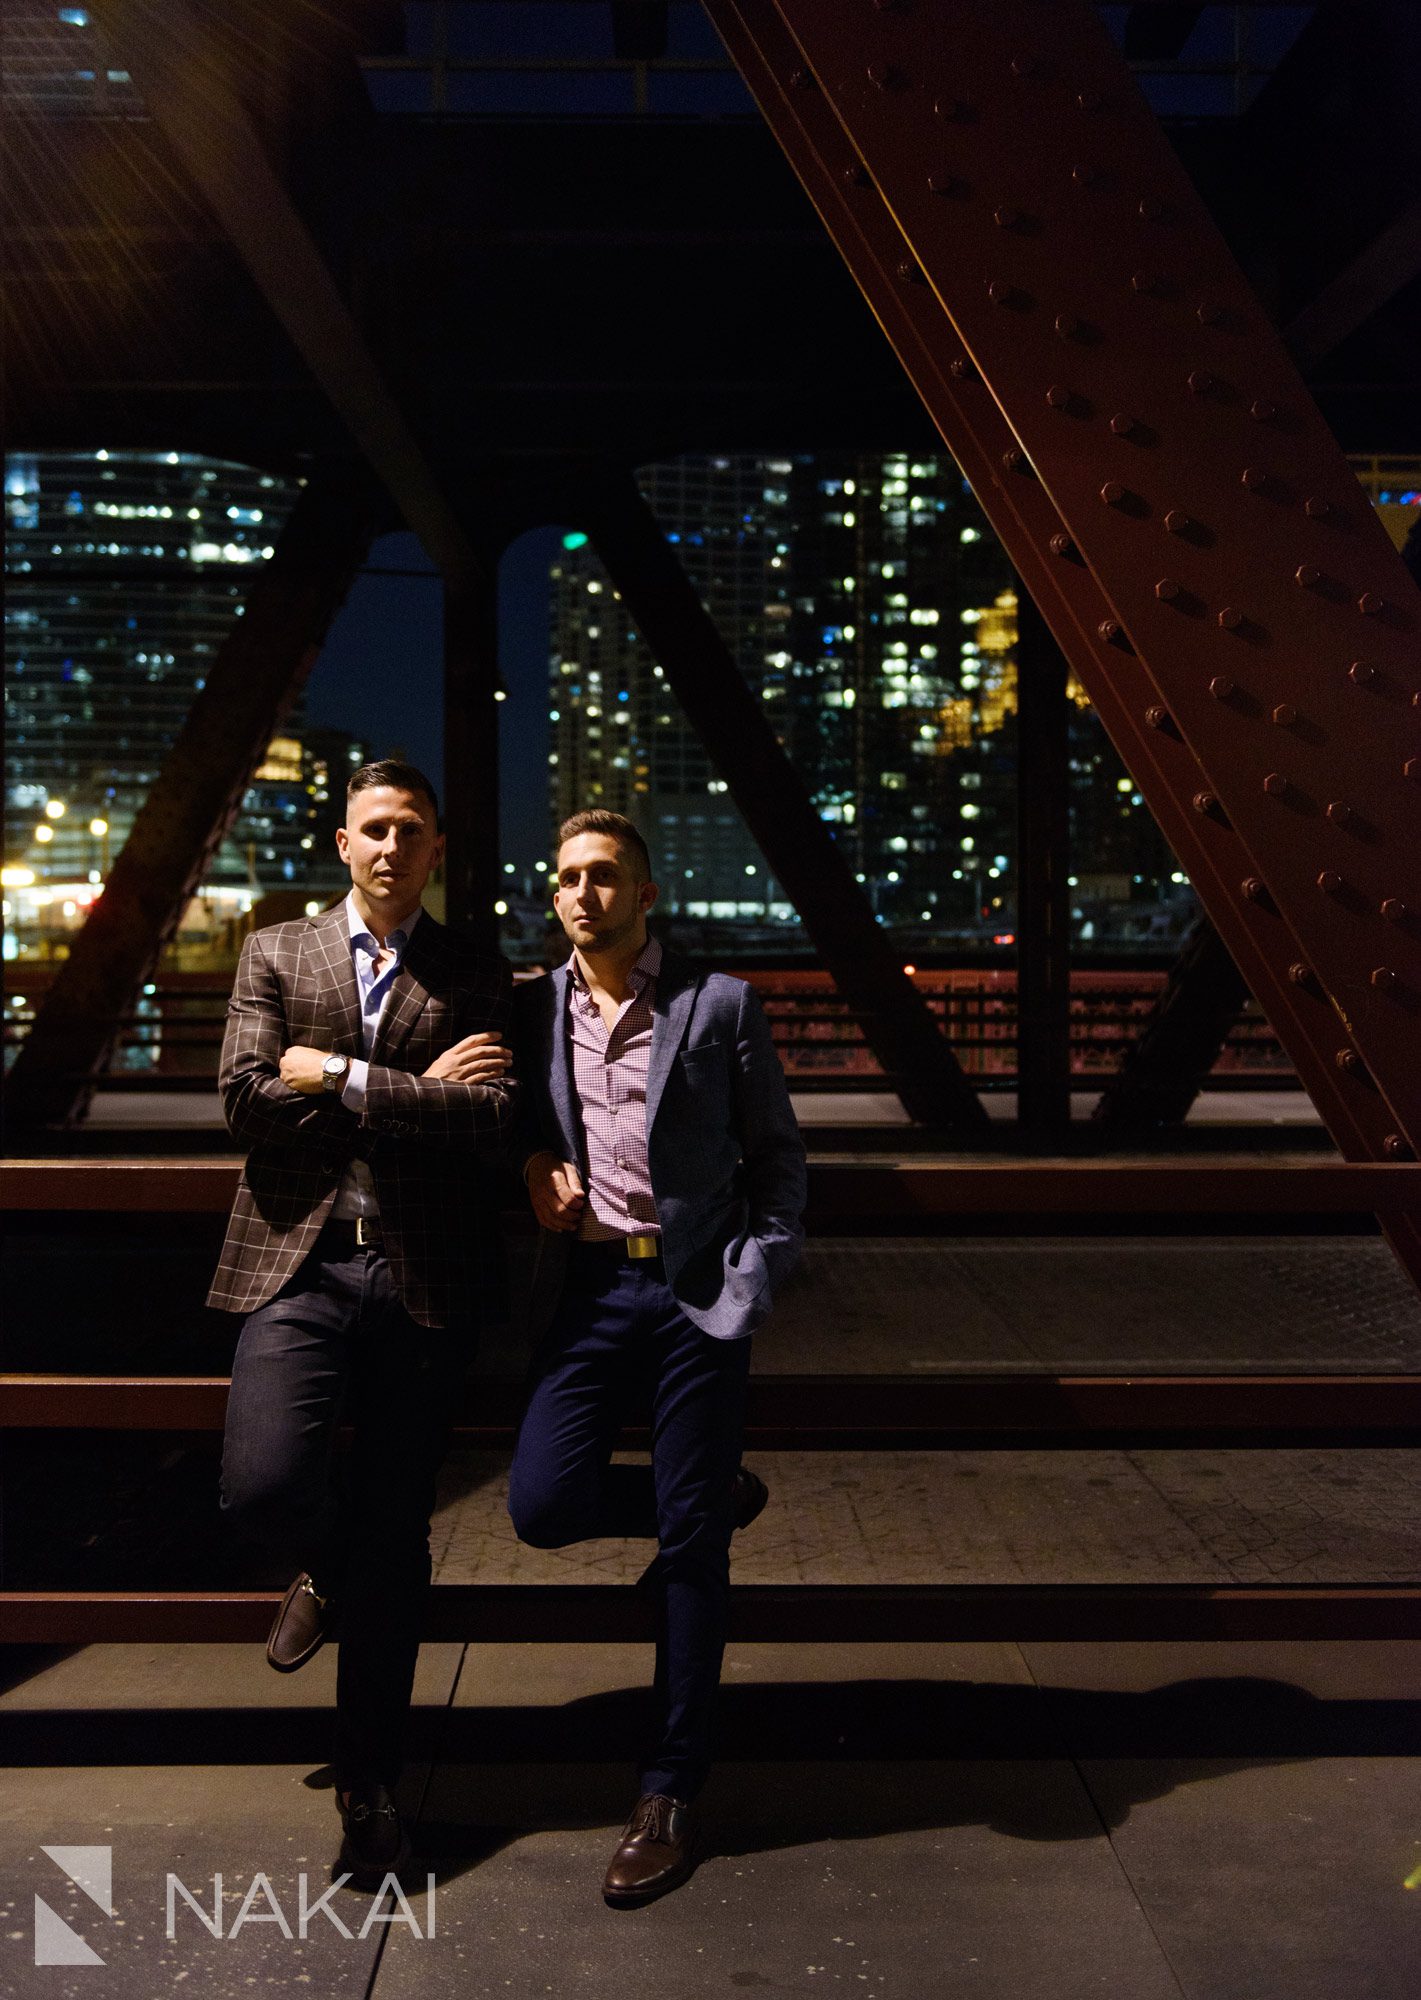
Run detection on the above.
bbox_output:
[566,934,662,1242]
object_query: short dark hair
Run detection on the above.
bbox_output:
[347,759,440,822]
[557,808,651,882]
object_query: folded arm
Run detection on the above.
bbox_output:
[355,956,519,1150]
[219,932,359,1149]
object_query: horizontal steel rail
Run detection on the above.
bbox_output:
[7,1158,1419,1216]
[4,1584,1418,1646]
[4,1373,1418,1444]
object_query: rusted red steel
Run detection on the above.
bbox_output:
[4,1372,1418,1442]
[5,1157,1419,1215]
[706,0,1421,1287]
[3,1585,1419,1645]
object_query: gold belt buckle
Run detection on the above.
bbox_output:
[355,1216,374,1246]
[625,1233,660,1260]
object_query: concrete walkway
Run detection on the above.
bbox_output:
[2,1636,1417,1998]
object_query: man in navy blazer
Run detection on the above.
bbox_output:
[509,809,806,1906]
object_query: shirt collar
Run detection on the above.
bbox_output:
[344,890,423,956]
[567,932,662,995]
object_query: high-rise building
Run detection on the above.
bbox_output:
[3,449,364,956]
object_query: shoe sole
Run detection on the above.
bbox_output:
[734,1474,769,1534]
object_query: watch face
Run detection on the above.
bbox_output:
[324,1055,346,1076]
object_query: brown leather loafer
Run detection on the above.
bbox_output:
[602,1793,697,1907]
[266,1572,333,1673]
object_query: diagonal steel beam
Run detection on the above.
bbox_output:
[1092,914,1251,1134]
[578,465,991,1132]
[89,0,490,594]
[705,0,1421,1293]
[5,470,380,1133]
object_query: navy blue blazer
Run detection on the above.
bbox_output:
[512,947,807,1342]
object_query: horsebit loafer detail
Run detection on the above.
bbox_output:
[337,1785,412,1892]
[602,1793,697,1906]
[265,1572,333,1673]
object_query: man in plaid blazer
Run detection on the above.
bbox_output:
[210,759,515,1889]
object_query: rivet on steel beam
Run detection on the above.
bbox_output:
[1049,532,1074,557]
[1287,962,1312,986]
[1010,55,1050,79]
[1271,702,1297,725]
[994,206,1023,229]
[1240,466,1269,490]
[1055,312,1085,339]
[1155,578,1182,602]
[1336,1048,1363,1076]
[1371,966,1399,993]
[1164,509,1193,535]
[1187,370,1215,394]
[1262,772,1288,797]
[1383,1134,1413,1160]
[1138,197,1165,221]
[1046,384,1071,408]
[928,171,964,196]
[1130,271,1161,294]
[1250,399,1277,421]
[1002,449,1030,474]
[1193,790,1219,815]
[988,281,1014,305]
[1098,617,1125,643]
[1208,675,1235,699]
[1326,801,1352,828]
[1071,164,1102,189]
[789,66,815,90]
[1358,592,1386,617]
[1405,758,1421,782]
[1100,481,1127,505]
[1317,870,1343,894]
[1197,302,1226,326]
[1347,660,1377,686]
[1145,704,1170,729]
[934,97,969,121]
[1110,413,1138,437]
[1241,876,1267,903]
[1218,606,1245,630]
[842,163,871,188]
[1295,564,1323,589]
[867,63,901,90]
[948,357,974,381]
[1381,897,1409,922]
[898,260,923,284]
[1077,91,1104,113]
[1304,497,1331,520]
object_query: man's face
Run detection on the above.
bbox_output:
[553,832,656,956]
[336,785,444,911]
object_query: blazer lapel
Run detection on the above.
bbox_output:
[546,964,585,1168]
[646,952,699,1136]
[304,906,363,1054]
[372,915,440,1064]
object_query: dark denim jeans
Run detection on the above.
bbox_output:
[220,1227,471,1789]
[507,1244,752,1801]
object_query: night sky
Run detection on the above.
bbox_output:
[302,524,566,873]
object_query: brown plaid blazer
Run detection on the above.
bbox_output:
[207,903,516,1328]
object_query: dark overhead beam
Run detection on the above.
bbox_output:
[1091,916,1251,1137]
[1284,190,1421,371]
[1122,5,1203,61]
[89,0,490,593]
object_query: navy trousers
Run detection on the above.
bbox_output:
[220,1227,471,1789]
[507,1245,752,1802]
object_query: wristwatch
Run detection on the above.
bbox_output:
[321,1053,351,1094]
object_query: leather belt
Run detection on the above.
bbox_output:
[574,1232,661,1260]
[322,1216,385,1251]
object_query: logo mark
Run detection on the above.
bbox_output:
[34,1845,113,1967]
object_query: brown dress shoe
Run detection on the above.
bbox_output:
[266,1572,332,1673]
[602,1793,697,1907]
